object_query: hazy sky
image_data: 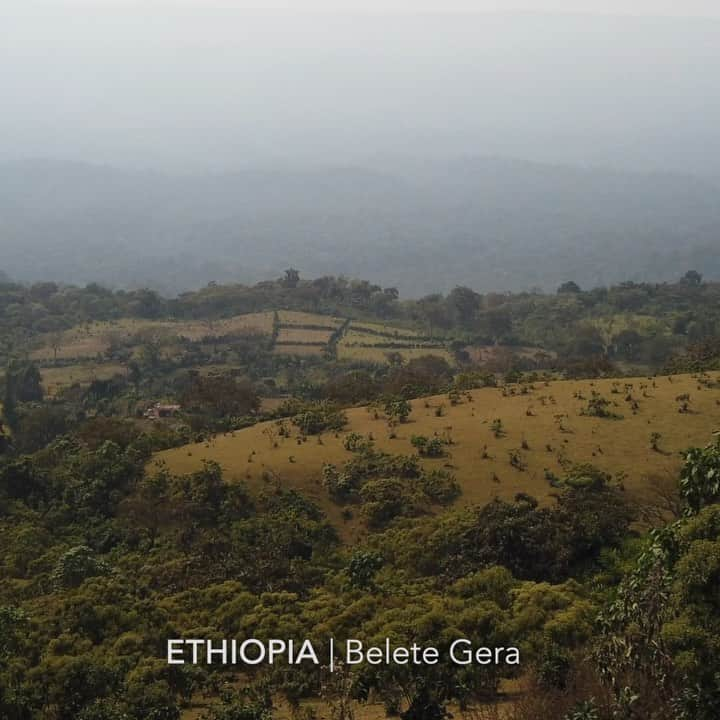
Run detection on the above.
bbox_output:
[12,0,720,15]
[3,2,720,173]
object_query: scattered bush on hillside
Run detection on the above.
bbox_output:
[580,392,622,420]
[563,464,613,491]
[491,418,506,438]
[342,432,374,453]
[383,398,412,424]
[291,401,347,435]
[411,435,447,458]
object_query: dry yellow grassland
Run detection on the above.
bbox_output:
[40,363,127,396]
[277,311,344,327]
[155,373,720,543]
[31,313,275,361]
[336,345,453,365]
[272,344,326,357]
[276,328,335,344]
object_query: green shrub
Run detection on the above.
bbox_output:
[411,435,447,458]
[292,402,347,435]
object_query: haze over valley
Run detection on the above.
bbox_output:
[2,7,720,295]
[2,156,719,296]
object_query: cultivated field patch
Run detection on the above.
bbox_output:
[31,313,275,361]
[272,344,326,357]
[276,327,335,345]
[337,344,453,365]
[349,321,421,338]
[276,310,343,327]
[40,363,127,396]
[341,328,438,347]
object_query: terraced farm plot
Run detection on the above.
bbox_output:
[155,373,720,542]
[177,312,275,339]
[338,321,449,364]
[31,313,274,361]
[272,344,326,357]
[341,328,431,347]
[31,319,158,361]
[276,310,343,327]
[275,327,335,344]
[337,344,453,365]
[32,334,108,362]
[268,312,346,355]
[349,321,421,338]
[40,363,127,396]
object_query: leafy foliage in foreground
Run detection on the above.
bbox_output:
[0,423,641,719]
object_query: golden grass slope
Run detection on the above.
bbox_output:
[155,373,720,542]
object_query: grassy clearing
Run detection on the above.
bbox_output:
[183,313,275,338]
[272,344,326,357]
[276,327,334,344]
[337,345,453,364]
[349,321,421,338]
[337,321,448,364]
[40,363,127,396]
[276,310,343,327]
[31,313,275,361]
[156,373,720,543]
[341,329,437,347]
[31,311,452,367]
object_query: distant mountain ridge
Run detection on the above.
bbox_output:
[1,157,718,296]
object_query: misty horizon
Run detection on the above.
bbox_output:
[2,5,719,296]
[2,153,718,297]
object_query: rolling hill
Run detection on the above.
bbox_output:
[154,372,720,542]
